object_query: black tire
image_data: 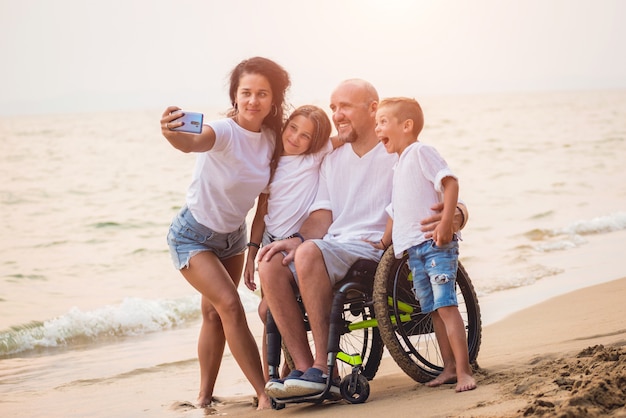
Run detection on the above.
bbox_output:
[340,374,370,404]
[373,246,482,383]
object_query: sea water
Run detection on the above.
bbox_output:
[1,90,625,405]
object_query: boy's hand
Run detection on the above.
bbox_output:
[432,222,454,247]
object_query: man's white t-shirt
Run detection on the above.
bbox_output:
[186,118,275,233]
[309,141,397,243]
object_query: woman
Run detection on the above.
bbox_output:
[160,56,290,410]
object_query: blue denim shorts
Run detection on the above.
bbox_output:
[167,206,247,270]
[407,238,459,313]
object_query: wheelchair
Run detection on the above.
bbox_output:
[266,245,481,408]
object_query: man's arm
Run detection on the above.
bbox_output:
[299,209,332,241]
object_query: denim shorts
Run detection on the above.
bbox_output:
[407,238,459,313]
[167,206,247,270]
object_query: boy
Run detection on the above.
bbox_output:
[375,97,476,392]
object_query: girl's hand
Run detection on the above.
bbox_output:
[243,253,257,291]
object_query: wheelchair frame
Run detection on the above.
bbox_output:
[266,246,481,408]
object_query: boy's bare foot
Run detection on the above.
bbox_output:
[425,371,457,387]
[455,375,477,392]
[256,393,272,410]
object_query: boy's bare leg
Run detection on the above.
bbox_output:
[425,310,458,387]
[435,306,476,392]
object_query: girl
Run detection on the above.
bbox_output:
[160,56,290,410]
[242,105,334,386]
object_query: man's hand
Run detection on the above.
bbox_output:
[421,202,465,239]
[258,238,301,265]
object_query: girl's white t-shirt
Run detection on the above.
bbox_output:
[264,141,333,238]
[186,118,275,233]
[388,141,457,257]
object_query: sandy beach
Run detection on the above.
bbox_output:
[4,276,623,418]
[205,277,626,418]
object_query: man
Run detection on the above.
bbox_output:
[258,79,468,397]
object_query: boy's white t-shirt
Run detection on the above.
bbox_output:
[186,118,275,233]
[388,141,457,257]
[264,141,333,238]
[309,141,397,243]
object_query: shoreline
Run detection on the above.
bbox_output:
[3,275,624,417]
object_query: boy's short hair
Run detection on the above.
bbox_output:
[378,97,424,137]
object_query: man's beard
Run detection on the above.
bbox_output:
[338,128,358,144]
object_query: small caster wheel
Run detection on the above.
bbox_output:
[340,374,370,404]
[271,398,285,410]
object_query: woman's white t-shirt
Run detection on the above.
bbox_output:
[186,118,275,233]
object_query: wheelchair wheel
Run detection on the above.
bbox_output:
[283,293,384,381]
[340,374,370,404]
[338,292,384,381]
[372,246,482,383]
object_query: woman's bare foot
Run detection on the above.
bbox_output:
[196,395,212,408]
[455,375,477,392]
[256,393,272,410]
[425,371,457,387]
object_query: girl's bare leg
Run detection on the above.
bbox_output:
[257,297,269,381]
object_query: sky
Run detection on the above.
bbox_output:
[1,0,625,116]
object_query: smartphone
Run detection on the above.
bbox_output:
[171,111,204,134]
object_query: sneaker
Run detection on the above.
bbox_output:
[283,367,341,398]
[265,369,304,398]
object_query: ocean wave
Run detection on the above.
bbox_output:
[0,296,201,356]
[0,289,262,357]
[526,211,626,252]
[478,264,564,294]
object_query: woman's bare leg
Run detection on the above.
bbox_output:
[182,252,271,410]
[196,296,225,407]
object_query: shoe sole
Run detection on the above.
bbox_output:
[281,381,341,398]
[265,381,288,398]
